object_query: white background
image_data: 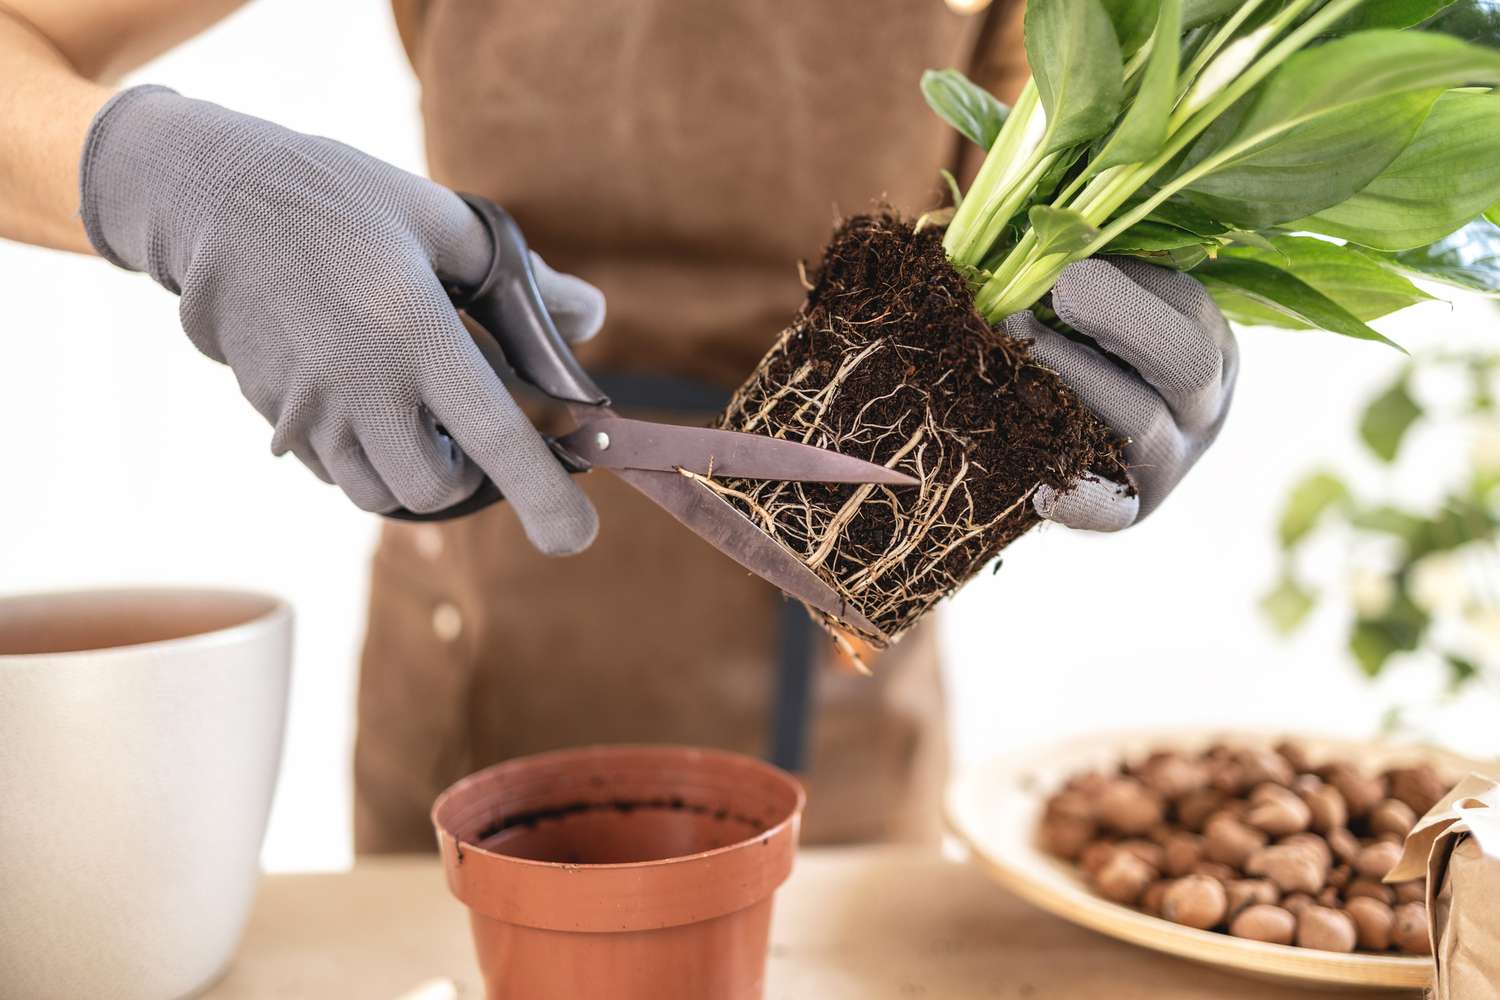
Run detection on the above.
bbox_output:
[2,0,1496,872]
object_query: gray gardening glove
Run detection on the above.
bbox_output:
[1005,258,1237,531]
[78,85,604,555]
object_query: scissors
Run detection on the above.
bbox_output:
[386,195,915,641]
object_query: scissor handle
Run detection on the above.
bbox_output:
[383,435,590,523]
[452,194,609,407]
[384,479,504,523]
[383,196,606,522]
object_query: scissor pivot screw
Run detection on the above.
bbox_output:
[595,432,611,451]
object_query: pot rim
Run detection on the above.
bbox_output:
[0,586,292,665]
[431,743,806,872]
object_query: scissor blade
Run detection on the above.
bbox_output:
[613,466,888,641]
[559,417,917,487]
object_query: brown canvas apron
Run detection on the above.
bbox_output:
[355,0,1028,851]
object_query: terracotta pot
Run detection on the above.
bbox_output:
[0,587,291,1000]
[432,744,805,1000]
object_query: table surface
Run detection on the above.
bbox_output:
[206,846,1420,999]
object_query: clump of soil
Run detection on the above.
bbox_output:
[713,214,1126,644]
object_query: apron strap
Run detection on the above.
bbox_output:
[591,371,817,774]
[768,598,816,772]
[590,370,739,413]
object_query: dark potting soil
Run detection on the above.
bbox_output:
[716,214,1127,643]
[472,798,768,865]
[476,798,764,840]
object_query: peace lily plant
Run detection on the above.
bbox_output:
[924,0,1500,343]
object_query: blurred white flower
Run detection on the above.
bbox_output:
[1349,569,1395,617]
[1409,551,1469,615]
[1464,606,1500,662]
[1471,424,1500,471]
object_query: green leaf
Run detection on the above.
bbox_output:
[1350,505,1428,546]
[1380,705,1407,734]
[921,69,1010,151]
[1429,498,1500,552]
[1367,217,1500,292]
[1127,244,1214,270]
[1026,0,1126,154]
[1183,0,1244,29]
[1277,470,1350,549]
[1029,205,1102,255]
[1196,257,1405,350]
[1261,572,1318,634]
[1222,235,1434,321]
[1351,591,1430,676]
[1099,0,1157,52]
[1446,653,1480,691]
[1095,0,1182,171]
[1487,201,1500,226]
[1032,144,1091,202]
[1244,31,1500,128]
[1470,357,1497,413]
[1221,230,1282,256]
[1103,220,1211,252]
[1177,31,1500,228]
[1294,90,1500,251]
[1350,621,1399,676]
[1146,199,1231,237]
[1337,0,1458,31]
[1181,89,1439,228]
[1422,0,1500,46]
[1352,500,1499,557]
[1359,377,1423,462]
[1104,220,1216,269]
[1213,288,1309,328]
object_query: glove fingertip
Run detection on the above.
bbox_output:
[566,284,606,344]
[530,251,606,345]
[1034,479,1139,533]
[524,490,599,556]
[1001,310,1046,343]
[1052,257,1116,307]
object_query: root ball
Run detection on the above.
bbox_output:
[717,216,1123,641]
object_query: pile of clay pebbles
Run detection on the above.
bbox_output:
[1038,741,1445,954]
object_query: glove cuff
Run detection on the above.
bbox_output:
[79,85,278,292]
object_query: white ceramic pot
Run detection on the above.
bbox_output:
[0,588,292,1000]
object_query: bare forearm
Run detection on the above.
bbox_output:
[0,13,109,251]
[0,0,247,252]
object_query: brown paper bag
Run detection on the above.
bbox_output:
[1388,773,1500,1000]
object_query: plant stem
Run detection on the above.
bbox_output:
[1176,0,1273,102]
[956,151,1059,267]
[944,80,1045,267]
[1172,0,1326,128]
[982,227,1039,297]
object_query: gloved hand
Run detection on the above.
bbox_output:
[79,85,604,555]
[1005,258,1237,531]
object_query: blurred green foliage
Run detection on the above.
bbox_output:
[1264,353,1500,693]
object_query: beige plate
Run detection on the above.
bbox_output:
[945,729,1499,992]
